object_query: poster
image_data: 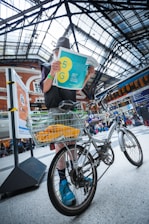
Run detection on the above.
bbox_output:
[6,68,31,139]
[54,48,88,90]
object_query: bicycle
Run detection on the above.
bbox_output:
[27,99,143,216]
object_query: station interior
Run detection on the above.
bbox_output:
[0,1,149,223]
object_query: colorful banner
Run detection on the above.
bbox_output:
[54,48,88,90]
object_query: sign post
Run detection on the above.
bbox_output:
[0,68,46,195]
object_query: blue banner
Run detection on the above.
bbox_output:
[132,88,149,107]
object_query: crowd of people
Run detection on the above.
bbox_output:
[0,138,35,158]
[85,113,111,135]
[85,108,149,135]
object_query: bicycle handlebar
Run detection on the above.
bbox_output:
[58,100,80,111]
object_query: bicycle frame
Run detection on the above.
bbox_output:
[61,109,135,171]
[46,100,139,178]
[46,100,143,216]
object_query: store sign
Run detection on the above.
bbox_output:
[132,88,149,105]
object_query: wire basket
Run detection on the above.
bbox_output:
[27,110,86,147]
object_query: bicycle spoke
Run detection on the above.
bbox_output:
[47,145,97,216]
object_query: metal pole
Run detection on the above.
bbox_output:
[29,138,34,157]
[8,68,19,167]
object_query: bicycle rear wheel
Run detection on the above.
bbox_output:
[47,144,97,216]
[121,129,143,167]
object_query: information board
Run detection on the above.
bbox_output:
[6,68,31,139]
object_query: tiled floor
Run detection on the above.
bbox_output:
[0,125,149,224]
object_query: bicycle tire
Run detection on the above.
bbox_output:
[47,144,97,216]
[120,129,143,167]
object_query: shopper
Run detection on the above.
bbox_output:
[132,111,142,126]
[137,104,149,126]
[0,141,8,157]
[40,36,94,206]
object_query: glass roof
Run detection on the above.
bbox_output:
[0,0,149,99]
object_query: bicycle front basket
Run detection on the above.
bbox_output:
[27,110,86,147]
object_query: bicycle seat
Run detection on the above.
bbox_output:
[58,100,79,111]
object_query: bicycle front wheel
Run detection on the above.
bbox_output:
[47,144,97,216]
[120,129,143,167]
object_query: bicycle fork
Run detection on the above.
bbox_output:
[118,128,136,152]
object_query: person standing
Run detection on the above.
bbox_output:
[122,112,127,127]
[0,141,8,157]
[137,104,149,126]
[40,36,95,206]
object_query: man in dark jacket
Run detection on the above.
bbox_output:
[40,36,94,206]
